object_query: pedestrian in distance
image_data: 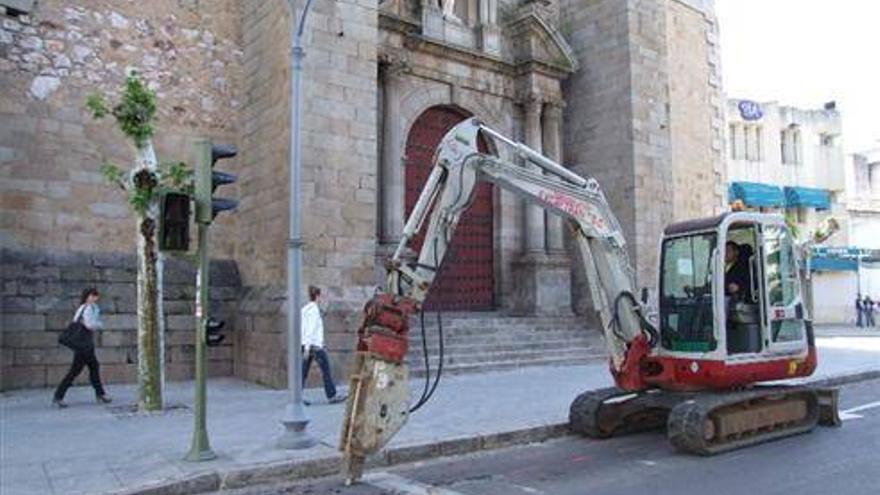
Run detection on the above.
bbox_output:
[856,294,864,327]
[301,285,346,405]
[53,288,112,408]
[864,295,876,328]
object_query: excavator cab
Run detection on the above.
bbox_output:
[656,211,813,386]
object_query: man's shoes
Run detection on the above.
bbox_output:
[52,398,68,409]
[97,394,112,404]
[328,394,348,404]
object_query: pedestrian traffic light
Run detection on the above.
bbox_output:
[195,141,239,224]
[206,317,225,347]
[159,191,191,252]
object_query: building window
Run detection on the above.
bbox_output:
[756,126,763,161]
[781,127,802,165]
[744,125,763,162]
[729,124,739,160]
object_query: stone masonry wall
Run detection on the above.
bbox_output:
[627,0,674,288]
[560,0,638,314]
[666,0,726,221]
[235,0,379,388]
[561,0,721,315]
[0,247,240,391]
[0,0,243,257]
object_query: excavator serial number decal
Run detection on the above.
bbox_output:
[538,190,608,234]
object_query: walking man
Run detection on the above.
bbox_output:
[864,295,876,328]
[856,294,864,327]
[301,285,346,404]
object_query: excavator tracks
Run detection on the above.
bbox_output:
[569,387,671,439]
[666,386,820,455]
[570,385,834,455]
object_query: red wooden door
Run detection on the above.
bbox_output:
[404,106,494,311]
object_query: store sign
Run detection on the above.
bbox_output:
[812,247,880,259]
[738,100,763,121]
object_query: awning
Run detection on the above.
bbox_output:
[728,182,785,208]
[784,186,830,210]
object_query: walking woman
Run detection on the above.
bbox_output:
[53,288,112,408]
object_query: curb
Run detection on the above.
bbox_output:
[111,371,880,495]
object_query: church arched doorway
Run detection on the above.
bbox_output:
[404,105,495,311]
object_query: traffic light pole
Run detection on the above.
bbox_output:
[187,140,216,461]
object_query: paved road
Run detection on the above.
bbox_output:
[221,379,880,495]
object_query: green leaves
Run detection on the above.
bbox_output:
[112,75,158,149]
[161,161,194,195]
[86,94,109,119]
[100,162,126,190]
[86,74,157,149]
[784,211,801,240]
[88,75,194,218]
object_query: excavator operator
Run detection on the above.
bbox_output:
[724,241,752,302]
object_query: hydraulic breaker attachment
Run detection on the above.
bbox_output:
[339,294,418,484]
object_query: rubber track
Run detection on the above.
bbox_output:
[666,386,820,455]
[569,387,627,438]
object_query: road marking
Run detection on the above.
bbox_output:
[839,400,880,421]
[363,472,467,495]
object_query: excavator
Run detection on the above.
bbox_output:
[338,118,842,483]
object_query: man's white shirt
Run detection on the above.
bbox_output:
[301,301,324,349]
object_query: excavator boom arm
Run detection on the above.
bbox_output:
[340,118,655,483]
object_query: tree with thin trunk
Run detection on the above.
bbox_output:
[87,75,192,411]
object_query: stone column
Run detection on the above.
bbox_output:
[511,95,572,315]
[478,0,501,54]
[543,102,565,253]
[523,96,545,253]
[379,62,405,245]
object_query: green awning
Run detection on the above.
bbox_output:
[784,186,830,210]
[728,182,785,208]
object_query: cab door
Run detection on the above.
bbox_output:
[760,223,807,353]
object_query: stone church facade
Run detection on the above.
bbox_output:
[0,0,725,389]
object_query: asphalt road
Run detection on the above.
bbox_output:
[221,379,880,495]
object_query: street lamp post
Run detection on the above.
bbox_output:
[278,0,318,450]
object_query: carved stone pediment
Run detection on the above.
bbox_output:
[506,6,578,76]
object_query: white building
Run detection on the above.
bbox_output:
[846,148,880,302]
[724,99,855,323]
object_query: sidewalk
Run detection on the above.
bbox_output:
[2,328,879,495]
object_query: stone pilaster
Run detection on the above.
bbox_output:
[511,96,572,315]
[379,59,407,246]
[543,102,565,253]
[523,96,546,254]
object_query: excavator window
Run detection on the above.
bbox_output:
[763,225,804,343]
[659,232,717,352]
[725,225,762,354]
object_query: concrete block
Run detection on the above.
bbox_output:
[2,296,35,313]
[102,314,137,330]
[1,313,46,332]
[1,365,46,389]
[166,315,194,331]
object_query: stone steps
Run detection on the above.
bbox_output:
[403,313,605,377]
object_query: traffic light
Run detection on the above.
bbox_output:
[159,192,191,251]
[206,317,225,347]
[195,141,239,224]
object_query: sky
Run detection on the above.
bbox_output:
[716,0,880,153]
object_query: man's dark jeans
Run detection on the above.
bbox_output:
[54,349,106,400]
[302,347,337,399]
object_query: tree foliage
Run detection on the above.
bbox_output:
[88,76,193,216]
[87,75,157,149]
